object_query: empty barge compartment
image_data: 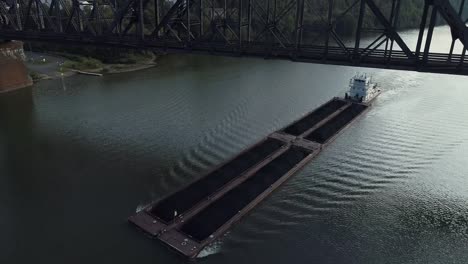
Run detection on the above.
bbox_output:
[305,103,368,144]
[158,145,317,257]
[129,138,286,234]
[282,99,348,136]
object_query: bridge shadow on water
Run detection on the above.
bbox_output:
[0,88,35,181]
[0,88,178,264]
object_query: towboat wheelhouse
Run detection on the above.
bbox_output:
[345,73,380,103]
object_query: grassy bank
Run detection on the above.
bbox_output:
[52,51,157,73]
[25,50,158,84]
[26,42,158,74]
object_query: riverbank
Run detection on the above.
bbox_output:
[26,51,158,82]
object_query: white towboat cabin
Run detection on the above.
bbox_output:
[344,73,380,103]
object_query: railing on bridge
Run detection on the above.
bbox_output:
[1,0,468,75]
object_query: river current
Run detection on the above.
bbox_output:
[1,26,468,264]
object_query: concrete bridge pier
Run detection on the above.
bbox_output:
[0,41,33,94]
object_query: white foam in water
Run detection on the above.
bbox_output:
[196,240,223,258]
[136,203,150,213]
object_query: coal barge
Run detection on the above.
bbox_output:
[129,74,381,258]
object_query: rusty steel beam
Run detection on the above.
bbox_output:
[364,0,415,60]
[1,0,468,75]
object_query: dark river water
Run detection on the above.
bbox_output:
[1,26,468,264]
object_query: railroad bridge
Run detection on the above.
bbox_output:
[1,0,468,75]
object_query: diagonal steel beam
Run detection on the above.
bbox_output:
[364,0,415,60]
[361,35,388,60]
[58,0,79,32]
[294,0,304,51]
[23,0,36,29]
[448,0,465,61]
[433,0,468,49]
[107,0,135,34]
[118,0,152,37]
[151,0,185,36]
[65,0,91,33]
[275,0,296,23]
[0,1,20,30]
[303,0,359,49]
[332,30,351,57]
[423,4,438,64]
[34,0,58,32]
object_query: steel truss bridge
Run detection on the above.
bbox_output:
[1,0,468,75]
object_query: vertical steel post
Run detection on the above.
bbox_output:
[238,0,242,49]
[209,0,214,40]
[14,0,22,30]
[448,0,465,62]
[95,0,101,35]
[92,0,97,26]
[385,0,397,60]
[210,0,214,21]
[273,0,276,23]
[138,0,144,39]
[199,0,203,37]
[35,0,44,29]
[294,0,304,53]
[247,0,251,42]
[423,6,437,64]
[25,0,33,29]
[33,0,39,29]
[187,0,191,43]
[272,0,277,49]
[57,0,62,33]
[354,0,366,60]
[459,47,466,69]
[415,1,429,60]
[76,0,82,32]
[117,0,122,35]
[223,0,226,36]
[154,0,160,37]
[387,0,401,63]
[23,0,33,30]
[266,0,270,24]
[324,0,333,58]
[265,0,271,56]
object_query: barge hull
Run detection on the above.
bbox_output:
[160,146,319,257]
[180,146,313,241]
[129,96,379,258]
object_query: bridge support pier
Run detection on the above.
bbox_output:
[0,41,32,94]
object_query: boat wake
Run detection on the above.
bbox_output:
[196,240,223,258]
[136,203,151,213]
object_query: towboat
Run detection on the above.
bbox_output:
[345,73,380,103]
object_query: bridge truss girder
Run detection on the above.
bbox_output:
[1,0,468,75]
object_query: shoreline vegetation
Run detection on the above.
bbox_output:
[26,45,159,82]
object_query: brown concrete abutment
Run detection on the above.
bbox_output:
[0,41,33,94]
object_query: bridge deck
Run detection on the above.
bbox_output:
[2,30,468,75]
[2,0,468,75]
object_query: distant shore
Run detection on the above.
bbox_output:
[26,51,158,82]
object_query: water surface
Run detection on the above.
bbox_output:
[1,26,468,264]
